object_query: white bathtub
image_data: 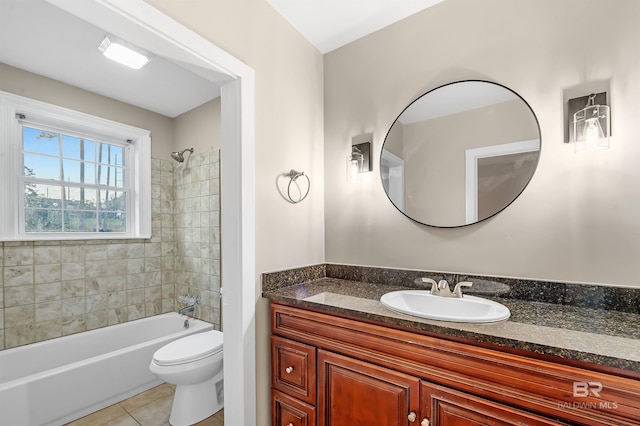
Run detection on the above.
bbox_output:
[0,313,213,426]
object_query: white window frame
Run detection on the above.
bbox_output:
[0,90,151,241]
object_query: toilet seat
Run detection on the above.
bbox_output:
[153,330,223,366]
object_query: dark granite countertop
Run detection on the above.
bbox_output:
[263,277,640,373]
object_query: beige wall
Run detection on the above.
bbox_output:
[145,0,325,423]
[384,121,404,158]
[0,63,175,157]
[174,98,222,153]
[325,0,640,287]
[0,62,221,158]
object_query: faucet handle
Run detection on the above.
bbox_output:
[437,279,449,291]
[453,281,473,298]
[420,278,439,294]
[179,294,200,305]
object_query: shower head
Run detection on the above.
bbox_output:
[170,148,194,163]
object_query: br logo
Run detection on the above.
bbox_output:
[573,381,603,398]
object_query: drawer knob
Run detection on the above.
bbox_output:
[408,412,417,422]
[287,423,293,426]
[285,366,294,374]
[421,419,430,426]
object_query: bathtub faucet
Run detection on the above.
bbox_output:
[179,305,195,315]
[178,295,200,316]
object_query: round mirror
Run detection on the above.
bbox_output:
[381,80,541,228]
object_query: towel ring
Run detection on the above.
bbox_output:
[284,169,310,204]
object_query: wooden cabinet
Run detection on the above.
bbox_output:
[318,349,419,426]
[316,349,561,426]
[271,301,640,426]
[420,382,564,426]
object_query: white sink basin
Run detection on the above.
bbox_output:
[380,290,510,323]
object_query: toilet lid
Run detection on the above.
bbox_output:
[153,330,223,366]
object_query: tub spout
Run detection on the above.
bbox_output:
[179,305,195,315]
[178,295,200,316]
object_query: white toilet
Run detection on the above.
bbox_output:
[149,330,224,426]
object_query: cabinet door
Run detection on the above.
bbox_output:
[318,349,420,426]
[272,389,316,426]
[420,381,566,426]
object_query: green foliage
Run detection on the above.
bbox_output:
[23,184,126,233]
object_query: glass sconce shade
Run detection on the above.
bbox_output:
[347,146,365,180]
[572,94,610,153]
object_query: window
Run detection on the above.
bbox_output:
[0,91,151,240]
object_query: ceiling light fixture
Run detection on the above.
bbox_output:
[98,35,151,70]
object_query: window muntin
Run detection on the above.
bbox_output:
[0,90,151,241]
[21,125,129,233]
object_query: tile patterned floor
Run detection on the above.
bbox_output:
[65,384,224,426]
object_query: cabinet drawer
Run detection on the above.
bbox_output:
[272,335,317,404]
[272,389,316,426]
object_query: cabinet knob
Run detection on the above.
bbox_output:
[286,423,294,426]
[408,412,417,422]
[285,366,294,374]
[421,419,430,426]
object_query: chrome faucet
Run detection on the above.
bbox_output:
[420,278,473,298]
[179,305,195,315]
[178,295,200,315]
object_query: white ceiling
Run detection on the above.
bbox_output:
[0,0,221,118]
[0,0,446,118]
[266,0,447,53]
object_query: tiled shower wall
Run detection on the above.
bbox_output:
[173,150,221,326]
[0,150,221,350]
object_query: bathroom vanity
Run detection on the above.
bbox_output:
[263,265,640,426]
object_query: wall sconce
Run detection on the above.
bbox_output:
[347,142,371,180]
[568,92,610,153]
